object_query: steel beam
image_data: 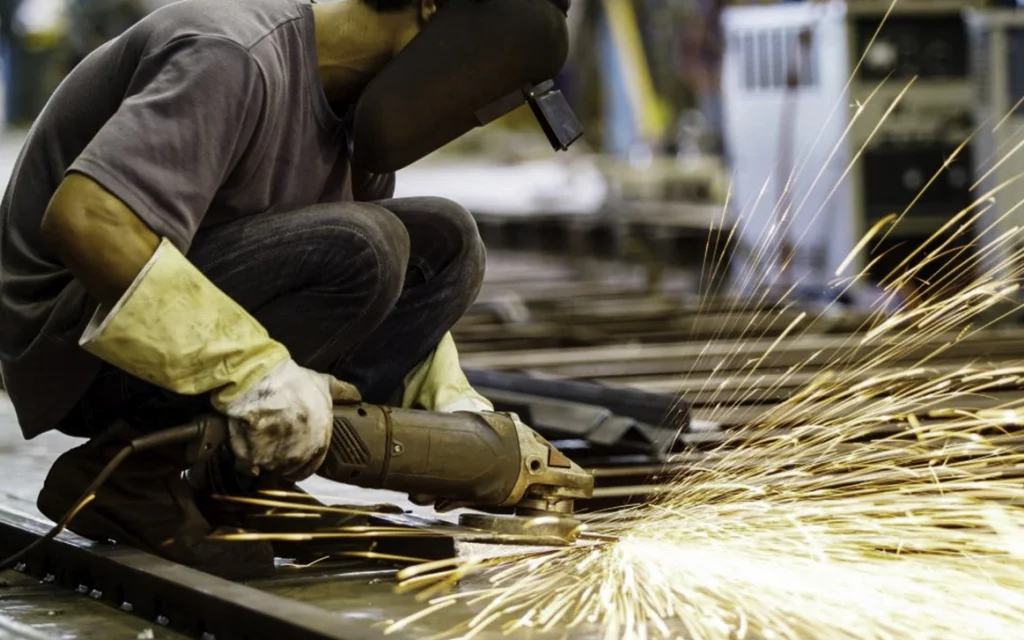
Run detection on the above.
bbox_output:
[606,362,1008,396]
[0,507,396,640]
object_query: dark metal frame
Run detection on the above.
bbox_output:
[0,507,393,640]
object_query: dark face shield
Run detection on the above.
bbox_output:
[350,0,584,173]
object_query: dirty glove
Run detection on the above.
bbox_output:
[222,359,361,479]
[400,333,493,413]
[80,238,361,479]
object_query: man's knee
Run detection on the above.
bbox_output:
[190,202,411,307]
[419,197,485,295]
[320,203,410,311]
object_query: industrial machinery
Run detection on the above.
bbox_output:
[721,1,978,295]
[966,7,1024,281]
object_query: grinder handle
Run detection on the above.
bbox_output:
[318,404,525,506]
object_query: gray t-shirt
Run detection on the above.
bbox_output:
[0,0,394,437]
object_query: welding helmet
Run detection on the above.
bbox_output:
[350,0,583,173]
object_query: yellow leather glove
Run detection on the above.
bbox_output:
[400,333,493,413]
[79,238,359,479]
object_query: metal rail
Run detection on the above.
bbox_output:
[453,267,1024,512]
[459,295,869,350]
[0,507,394,640]
[606,361,1022,395]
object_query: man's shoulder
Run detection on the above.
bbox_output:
[137,0,307,53]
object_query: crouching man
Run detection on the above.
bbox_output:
[0,0,511,577]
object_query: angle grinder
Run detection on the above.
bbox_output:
[316,405,595,543]
[0,405,594,571]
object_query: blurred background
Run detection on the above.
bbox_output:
[9,3,1024,636]
[2,0,1024,313]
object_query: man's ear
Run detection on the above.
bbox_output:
[420,0,438,23]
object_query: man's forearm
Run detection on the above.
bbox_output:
[40,173,160,306]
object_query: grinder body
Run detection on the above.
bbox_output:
[316,405,593,513]
[318,406,518,503]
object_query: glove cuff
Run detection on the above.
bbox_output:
[436,394,494,414]
[400,333,494,412]
[80,238,290,404]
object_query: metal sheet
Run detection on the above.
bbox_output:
[467,368,684,427]
[481,388,676,455]
[0,612,54,640]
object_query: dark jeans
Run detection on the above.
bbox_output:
[56,197,486,438]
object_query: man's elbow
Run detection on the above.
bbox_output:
[41,173,138,258]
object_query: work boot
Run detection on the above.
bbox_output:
[189,447,403,560]
[37,424,275,580]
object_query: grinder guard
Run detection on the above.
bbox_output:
[351,0,582,173]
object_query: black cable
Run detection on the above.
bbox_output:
[0,423,205,572]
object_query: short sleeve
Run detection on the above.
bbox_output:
[69,36,265,249]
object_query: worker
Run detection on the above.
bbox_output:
[0,0,503,578]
